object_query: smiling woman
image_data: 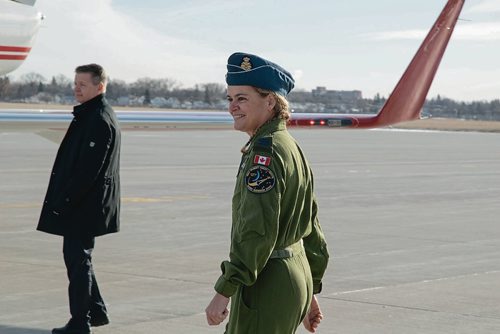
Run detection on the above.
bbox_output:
[0,0,43,75]
[205,52,330,334]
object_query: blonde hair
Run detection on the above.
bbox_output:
[255,87,291,121]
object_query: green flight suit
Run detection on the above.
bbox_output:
[214,117,329,334]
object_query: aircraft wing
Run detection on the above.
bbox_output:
[0,109,236,143]
[0,109,233,130]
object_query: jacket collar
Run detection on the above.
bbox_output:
[252,117,286,140]
[73,94,105,118]
[240,117,286,154]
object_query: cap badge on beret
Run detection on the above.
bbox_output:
[240,57,252,71]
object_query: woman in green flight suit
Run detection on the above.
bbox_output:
[205,52,329,334]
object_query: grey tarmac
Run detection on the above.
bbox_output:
[1,127,499,333]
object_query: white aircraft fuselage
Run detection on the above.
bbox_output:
[0,0,43,75]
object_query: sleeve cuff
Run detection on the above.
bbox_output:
[313,281,323,294]
[214,275,238,298]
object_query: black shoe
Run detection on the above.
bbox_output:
[52,321,91,334]
[89,314,109,327]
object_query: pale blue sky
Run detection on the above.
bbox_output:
[16,0,500,101]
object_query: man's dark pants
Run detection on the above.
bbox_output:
[63,236,107,327]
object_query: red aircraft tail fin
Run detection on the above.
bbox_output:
[368,0,465,128]
[290,0,465,129]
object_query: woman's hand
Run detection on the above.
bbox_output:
[303,295,323,333]
[205,293,230,326]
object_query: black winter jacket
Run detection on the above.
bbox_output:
[37,94,121,237]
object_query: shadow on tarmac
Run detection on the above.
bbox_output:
[0,326,50,334]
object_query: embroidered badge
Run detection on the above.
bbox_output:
[245,165,275,193]
[254,154,271,166]
[89,141,95,147]
[240,57,252,71]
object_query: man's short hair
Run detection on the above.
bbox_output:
[75,63,107,86]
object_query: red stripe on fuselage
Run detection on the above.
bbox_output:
[0,54,28,60]
[0,45,32,52]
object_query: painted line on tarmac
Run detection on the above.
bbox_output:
[328,270,500,297]
[0,195,210,208]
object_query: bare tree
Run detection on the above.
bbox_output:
[106,78,129,100]
[202,83,225,105]
[20,72,46,84]
[0,76,10,99]
[129,77,179,98]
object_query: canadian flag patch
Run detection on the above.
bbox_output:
[254,154,271,166]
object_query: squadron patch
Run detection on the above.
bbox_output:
[245,165,275,193]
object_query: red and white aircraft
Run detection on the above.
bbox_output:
[0,0,43,75]
[0,0,465,132]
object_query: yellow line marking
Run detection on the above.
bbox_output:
[123,195,209,203]
[0,195,209,208]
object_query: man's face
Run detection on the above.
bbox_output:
[73,72,103,104]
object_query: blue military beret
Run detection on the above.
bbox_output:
[226,52,295,96]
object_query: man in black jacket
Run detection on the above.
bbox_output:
[37,64,121,334]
